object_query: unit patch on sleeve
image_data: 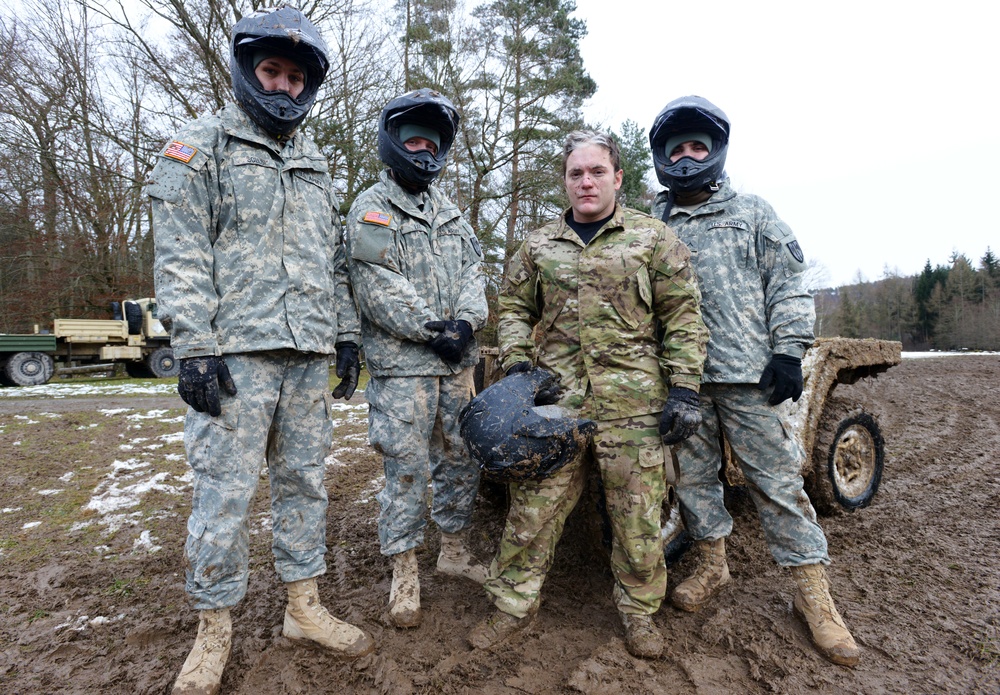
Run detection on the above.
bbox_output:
[163,141,197,163]
[786,240,804,264]
[363,211,392,227]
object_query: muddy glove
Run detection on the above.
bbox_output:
[424,320,474,364]
[505,361,532,376]
[659,387,702,445]
[533,371,565,406]
[177,356,237,417]
[331,342,360,400]
[757,354,803,405]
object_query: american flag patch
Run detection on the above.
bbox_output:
[363,211,391,226]
[164,141,197,163]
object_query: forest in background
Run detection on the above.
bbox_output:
[1,0,997,351]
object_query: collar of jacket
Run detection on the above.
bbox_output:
[223,102,303,154]
[380,170,463,227]
[658,178,738,218]
[553,202,627,245]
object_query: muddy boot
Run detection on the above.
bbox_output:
[283,578,375,659]
[791,564,860,667]
[172,608,232,695]
[670,537,731,612]
[389,548,422,628]
[436,530,488,585]
[620,612,664,659]
[468,609,534,650]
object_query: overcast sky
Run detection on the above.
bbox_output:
[572,0,999,288]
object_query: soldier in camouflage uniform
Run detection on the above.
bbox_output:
[343,89,489,630]
[148,8,374,694]
[648,95,860,667]
[468,130,708,659]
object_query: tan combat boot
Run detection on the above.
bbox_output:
[468,609,534,650]
[620,612,664,659]
[791,564,860,667]
[671,537,731,612]
[389,548,422,628]
[283,578,375,659]
[436,530,489,585]
[172,608,232,695]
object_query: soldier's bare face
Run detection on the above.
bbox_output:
[255,56,305,98]
[564,144,623,223]
[669,141,710,162]
[404,136,438,156]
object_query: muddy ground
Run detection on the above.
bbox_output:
[1,356,998,694]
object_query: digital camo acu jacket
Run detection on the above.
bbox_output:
[498,204,708,421]
[147,103,359,360]
[344,171,487,377]
[651,180,815,384]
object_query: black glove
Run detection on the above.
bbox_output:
[177,356,238,417]
[534,371,565,406]
[757,354,803,405]
[659,387,702,445]
[424,320,474,364]
[332,342,360,400]
[505,361,532,376]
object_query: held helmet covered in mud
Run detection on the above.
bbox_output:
[230,5,329,137]
[378,88,459,188]
[649,95,730,194]
[459,368,597,482]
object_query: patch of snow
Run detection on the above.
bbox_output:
[38,489,62,496]
[22,521,42,529]
[59,472,75,482]
[132,530,162,554]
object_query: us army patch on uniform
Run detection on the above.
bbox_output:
[363,211,392,226]
[786,240,804,263]
[163,140,197,163]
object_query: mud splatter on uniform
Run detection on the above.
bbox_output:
[487,204,708,617]
[652,180,829,566]
[344,171,487,556]
[148,102,359,609]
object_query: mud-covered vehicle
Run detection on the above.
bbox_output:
[476,338,903,559]
[656,337,902,559]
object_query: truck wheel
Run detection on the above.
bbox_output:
[807,397,884,514]
[147,347,179,378]
[3,351,55,386]
[125,361,153,378]
[124,301,143,335]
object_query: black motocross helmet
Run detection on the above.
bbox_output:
[378,88,459,188]
[649,95,731,194]
[230,5,329,137]
[459,368,596,483]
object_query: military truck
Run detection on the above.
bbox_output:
[0,298,177,386]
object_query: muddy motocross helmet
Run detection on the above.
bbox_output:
[378,88,459,188]
[649,95,730,194]
[459,368,597,483]
[230,5,329,137]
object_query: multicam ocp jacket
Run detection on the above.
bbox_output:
[147,103,359,359]
[498,204,708,421]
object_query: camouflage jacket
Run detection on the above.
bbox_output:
[147,103,359,360]
[499,204,708,421]
[344,171,487,377]
[651,180,815,383]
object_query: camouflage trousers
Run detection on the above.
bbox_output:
[366,369,480,556]
[675,383,829,566]
[484,413,668,618]
[182,351,333,610]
